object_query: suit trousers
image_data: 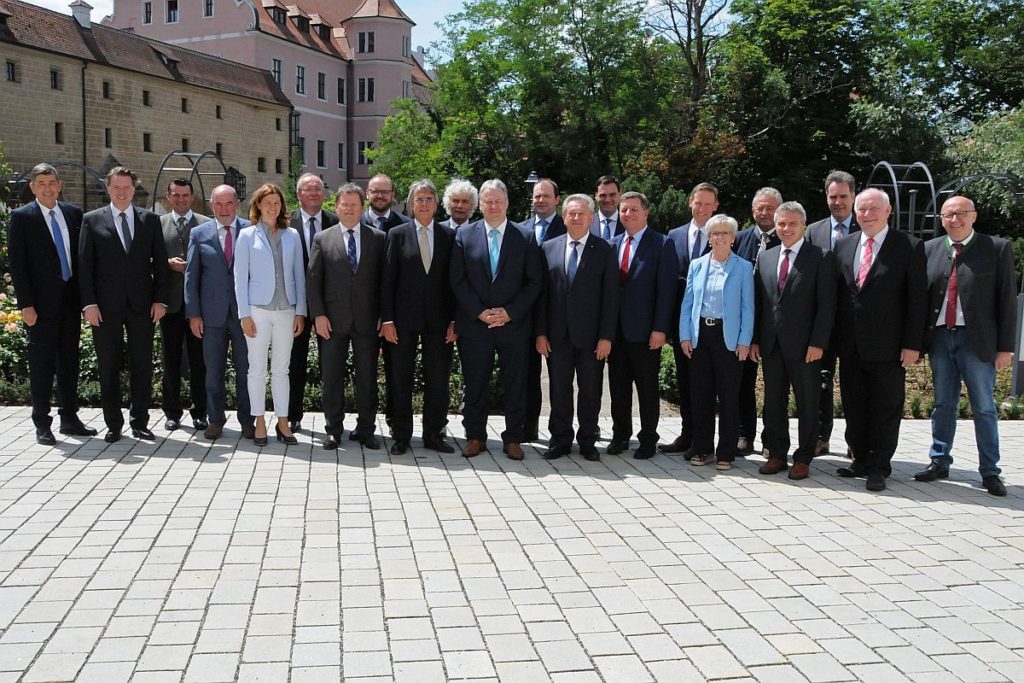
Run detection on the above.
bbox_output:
[27,288,82,429]
[202,316,253,428]
[608,335,661,447]
[547,341,604,449]
[670,343,694,445]
[458,333,527,444]
[818,348,838,441]
[320,329,379,437]
[92,309,155,430]
[689,321,742,461]
[760,347,821,464]
[287,322,320,423]
[160,308,207,420]
[525,342,543,431]
[388,325,452,442]
[839,352,905,477]
[246,307,295,418]
[739,358,759,440]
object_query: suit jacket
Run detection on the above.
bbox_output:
[807,216,859,252]
[612,229,678,343]
[8,200,83,315]
[161,211,209,314]
[734,225,781,264]
[306,224,386,336]
[521,214,567,245]
[753,242,836,360]
[680,252,754,351]
[667,221,711,338]
[291,208,339,269]
[381,221,455,331]
[834,229,928,361]
[590,212,624,240]
[233,225,307,318]
[440,217,472,230]
[534,234,620,349]
[79,205,169,315]
[184,217,250,326]
[449,220,543,341]
[924,232,1017,363]
[362,209,409,233]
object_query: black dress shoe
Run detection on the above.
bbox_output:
[132,427,156,440]
[914,462,950,482]
[390,440,409,455]
[580,447,600,461]
[241,424,256,439]
[634,444,656,460]
[866,473,887,491]
[658,436,692,454]
[543,444,571,460]
[275,426,298,445]
[422,436,455,454]
[36,428,57,446]
[606,439,629,455]
[164,418,181,431]
[349,430,361,441]
[253,432,268,446]
[104,430,122,443]
[360,434,381,450]
[192,417,209,430]
[289,420,302,434]
[983,475,1007,497]
[59,422,98,437]
[837,465,866,478]
[323,434,340,450]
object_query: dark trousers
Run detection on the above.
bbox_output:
[690,321,742,461]
[818,348,838,441]
[160,308,207,421]
[287,322,320,422]
[202,315,253,428]
[761,347,821,464]
[670,342,693,445]
[525,343,543,431]
[321,331,379,437]
[388,325,453,442]
[739,357,759,440]
[458,333,526,444]
[92,309,155,431]
[27,292,82,429]
[839,353,905,477]
[547,340,604,449]
[608,334,661,447]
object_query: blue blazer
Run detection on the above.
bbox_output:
[234,224,307,318]
[184,217,250,326]
[611,229,678,343]
[679,252,754,351]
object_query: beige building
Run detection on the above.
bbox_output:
[0,0,292,209]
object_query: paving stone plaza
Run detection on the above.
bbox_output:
[0,406,1022,682]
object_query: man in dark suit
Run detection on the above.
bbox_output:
[607,192,678,459]
[441,178,478,230]
[7,163,97,444]
[79,167,169,442]
[805,170,859,457]
[522,178,566,441]
[381,179,457,455]
[732,187,782,456]
[535,194,619,461]
[362,173,409,233]
[662,181,719,455]
[288,173,339,433]
[308,183,386,451]
[917,196,1015,497]
[450,179,543,460]
[159,178,209,432]
[591,175,624,241]
[750,202,836,480]
[834,188,927,491]
[184,185,254,441]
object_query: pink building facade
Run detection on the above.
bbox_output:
[104,0,429,188]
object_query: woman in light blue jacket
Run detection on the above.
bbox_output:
[679,214,754,469]
[235,183,306,446]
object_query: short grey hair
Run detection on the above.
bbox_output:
[706,214,739,236]
[855,187,891,209]
[406,178,438,207]
[479,179,508,199]
[29,163,60,182]
[442,178,478,214]
[774,201,807,223]
[620,191,649,209]
[336,182,365,203]
[561,194,595,215]
[295,172,324,194]
[825,170,856,194]
[752,187,783,206]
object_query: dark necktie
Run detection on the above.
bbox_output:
[304,216,316,262]
[176,216,188,253]
[347,228,358,271]
[620,236,632,284]
[778,248,792,293]
[49,209,72,282]
[378,215,386,232]
[945,242,963,328]
[223,225,233,264]
[690,231,702,260]
[119,212,133,253]
[567,241,580,285]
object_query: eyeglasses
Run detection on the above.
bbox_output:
[367,189,392,196]
[709,231,732,238]
[939,210,976,221]
[412,196,437,204]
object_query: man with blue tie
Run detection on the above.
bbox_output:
[184,185,255,440]
[806,170,859,456]
[591,175,623,241]
[7,163,97,445]
[522,178,566,440]
[662,182,718,455]
[362,174,409,233]
[450,179,543,460]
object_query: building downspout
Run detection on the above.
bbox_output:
[80,60,87,206]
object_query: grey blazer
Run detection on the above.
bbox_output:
[161,212,209,313]
[306,224,386,336]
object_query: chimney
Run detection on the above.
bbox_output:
[414,45,425,67]
[69,0,93,28]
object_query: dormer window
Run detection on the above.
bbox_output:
[295,16,309,33]
[316,24,329,41]
[270,7,285,24]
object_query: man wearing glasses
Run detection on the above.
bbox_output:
[362,174,409,233]
[916,196,1016,496]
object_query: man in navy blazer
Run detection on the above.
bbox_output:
[535,194,619,461]
[590,175,624,241]
[450,179,543,460]
[607,192,679,459]
[662,181,718,456]
[7,163,97,444]
[184,185,254,440]
[79,167,169,443]
[440,178,478,230]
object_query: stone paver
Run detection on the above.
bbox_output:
[0,407,1022,681]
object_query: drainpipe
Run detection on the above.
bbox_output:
[81,60,88,206]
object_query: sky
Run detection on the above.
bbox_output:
[22,0,463,64]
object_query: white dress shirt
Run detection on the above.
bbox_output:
[854,226,888,274]
[564,232,589,272]
[38,200,72,273]
[935,230,974,327]
[341,222,362,263]
[108,203,135,251]
[618,227,647,270]
[777,237,804,281]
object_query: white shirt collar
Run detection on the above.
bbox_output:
[484,219,507,234]
[36,199,60,217]
[567,232,590,247]
[415,220,434,231]
[781,237,804,256]
[300,208,323,224]
[535,212,557,224]
[831,215,852,230]
[860,226,888,246]
[171,210,194,223]
[341,221,361,232]
[600,211,619,223]
[369,209,391,221]
[949,230,975,247]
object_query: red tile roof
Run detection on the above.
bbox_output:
[348,0,414,23]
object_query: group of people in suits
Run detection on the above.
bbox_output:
[6,164,1014,496]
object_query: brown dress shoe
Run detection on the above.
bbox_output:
[759,458,789,475]
[503,442,525,460]
[462,439,487,457]
[204,423,224,440]
[241,424,256,439]
[788,462,810,480]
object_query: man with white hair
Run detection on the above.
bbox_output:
[441,179,478,230]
